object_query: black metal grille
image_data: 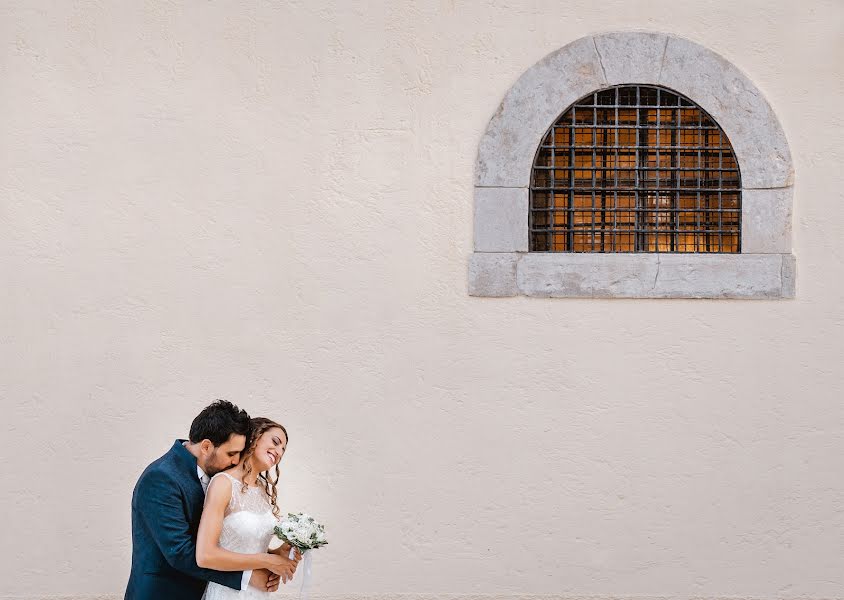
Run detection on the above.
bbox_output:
[530,85,741,253]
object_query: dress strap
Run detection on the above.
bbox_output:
[209,471,241,512]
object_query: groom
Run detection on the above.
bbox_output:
[126,400,290,600]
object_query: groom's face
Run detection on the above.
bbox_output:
[204,433,247,476]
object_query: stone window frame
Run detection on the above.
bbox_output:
[469,32,795,299]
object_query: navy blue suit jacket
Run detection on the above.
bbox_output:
[125,440,243,600]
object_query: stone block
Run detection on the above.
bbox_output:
[741,187,793,253]
[593,31,669,86]
[652,253,783,299]
[782,253,797,298]
[468,253,520,297]
[474,187,529,252]
[517,253,658,298]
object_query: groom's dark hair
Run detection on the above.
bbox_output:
[189,400,252,447]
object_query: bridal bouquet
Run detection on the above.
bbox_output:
[273,513,328,552]
[271,513,327,599]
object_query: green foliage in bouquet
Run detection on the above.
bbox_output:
[273,512,328,551]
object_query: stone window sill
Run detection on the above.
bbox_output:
[469,252,796,299]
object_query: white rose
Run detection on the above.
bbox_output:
[295,526,312,544]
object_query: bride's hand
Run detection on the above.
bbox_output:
[264,551,301,582]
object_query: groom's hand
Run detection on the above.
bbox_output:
[266,571,281,592]
[249,569,281,592]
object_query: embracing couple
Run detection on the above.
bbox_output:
[125,400,302,599]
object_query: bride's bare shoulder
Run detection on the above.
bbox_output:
[205,472,235,504]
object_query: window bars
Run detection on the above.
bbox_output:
[530,85,741,253]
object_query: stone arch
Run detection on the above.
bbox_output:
[475,32,791,189]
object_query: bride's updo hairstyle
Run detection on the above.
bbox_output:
[239,417,287,517]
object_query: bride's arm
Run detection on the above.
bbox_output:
[196,475,298,580]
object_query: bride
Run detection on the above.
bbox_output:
[197,417,301,599]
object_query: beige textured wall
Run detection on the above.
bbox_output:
[2,1,843,598]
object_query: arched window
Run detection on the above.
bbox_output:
[469,32,795,299]
[530,85,740,254]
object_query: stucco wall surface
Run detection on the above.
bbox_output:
[1,1,843,599]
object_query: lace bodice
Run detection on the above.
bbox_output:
[214,471,279,553]
[202,472,279,599]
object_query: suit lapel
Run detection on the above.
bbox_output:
[170,440,205,509]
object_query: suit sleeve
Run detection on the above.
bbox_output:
[135,469,244,590]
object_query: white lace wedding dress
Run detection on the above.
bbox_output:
[202,471,280,600]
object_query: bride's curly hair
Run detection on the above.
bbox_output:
[239,417,288,518]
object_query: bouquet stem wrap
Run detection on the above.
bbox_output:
[274,513,326,599]
[289,546,313,600]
